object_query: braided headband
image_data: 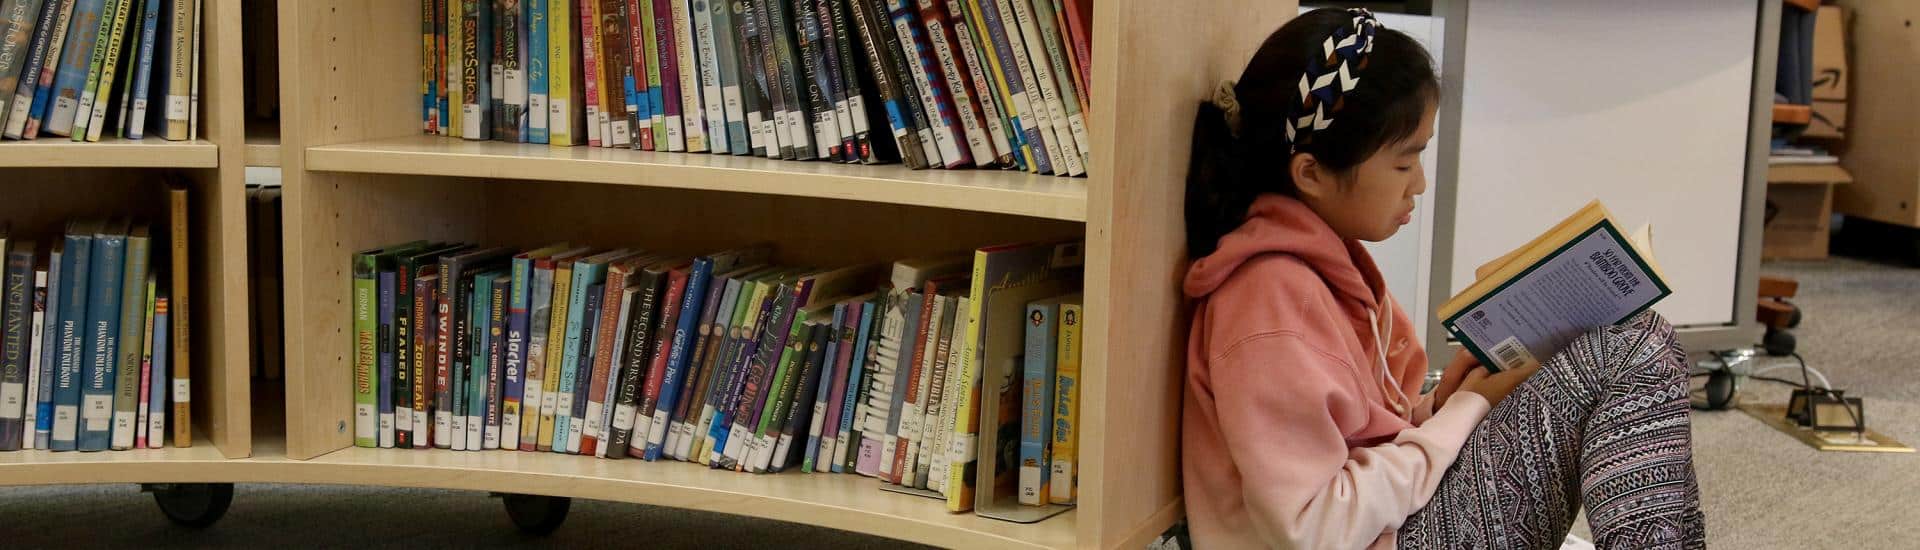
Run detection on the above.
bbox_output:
[1216,8,1380,155]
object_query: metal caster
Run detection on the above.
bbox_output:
[144,483,234,528]
[496,492,570,535]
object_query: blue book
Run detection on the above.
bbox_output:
[834,297,877,472]
[567,283,602,454]
[706,285,776,466]
[643,257,712,460]
[42,0,107,137]
[466,269,504,450]
[973,0,1051,174]
[1018,296,1067,504]
[483,272,509,449]
[376,268,397,447]
[123,0,162,139]
[33,245,63,449]
[708,0,747,154]
[525,0,548,143]
[49,224,94,451]
[147,292,167,445]
[801,303,845,471]
[77,219,127,451]
[5,0,64,139]
[503,253,533,449]
[554,251,618,452]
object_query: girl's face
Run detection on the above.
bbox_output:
[1291,103,1438,243]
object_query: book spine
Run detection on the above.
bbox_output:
[914,0,995,165]
[4,0,59,138]
[581,265,628,455]
[743,0,780,157]
[77,229,124,451]
[694,0,727,152]
[804,306,845,471]
[160,0,188,139]
[885,0,965,167]
[1017,299,1055,504]
[704,280,766,465]
[459,0,483,139]
[984,0,1063,173]
[673,0,704,151]
[749,309,808,472]
[80,0,129,141]
[42,0,103,136]
[17,0,73,138]
[503,258,531,451]
[0,244,29,450]
[863,290,910,478]
[884,290,931,482]
[1027,0,1085,166]
[896,291,943,485]
[489,0,505,139]
[1058,0,1085,112]
[166,187,188,447]
[943,249,987,510]
[944,0,1014,167]
[67,0,121,140]
[855,0,934,167]
[775,321,829,472]
[393,258,417,449]
[110,0,141,139]
[183,0,197,139]
[24,267,48,449]
[732,0,768,155]
[833,300,874,472]
[929,295,967,491]
[631,267,687,458]
[351,256,377,448]
[519,263,553,450]
[525,0,548,142]
[503,0,526,142]
[578,0,603,146]
[593,287,636,457]
[644,0,667,148]
[459,277,483,449]
[133,279,153,449]
[107,230,147,450]
[593,0,630,147]
[656,0,685,152]
[670,274,730,459]
[565,283,601,453]
[765,0,810,159]
[716,283,782,468]
[146,295,166,447]
[708,0,745,154]
[32,253,57,448]
[1049,299,1078,503]
[49,232,90,451]
[545,0,570,144]
[433,258,457,449]
[450,281,472,450]
[122,0,157,136]
[1008,0,1079,175]
[789,0,834,159]
[818,302,857,471]
[605,271,660,458]
[411,272,438,449]
[643,259,708,459]
[448,0,463,136]
[484,275,508,449]
[696,278,756,463]
[375,269,396,448]
[423,0,437,131]
[918,296,958,489]
[968,0,1047,173]
[553,263,592,452]
[0,0,49,134]
[536,262,573,450]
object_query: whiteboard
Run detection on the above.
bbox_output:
[1451,0,1754,327]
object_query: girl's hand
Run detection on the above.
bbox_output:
[1432,349,1479,409]
[1459,363,1541,408]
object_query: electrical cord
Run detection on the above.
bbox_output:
[1739,351,1862,430]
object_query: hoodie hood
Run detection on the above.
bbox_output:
[1184,194,1386,310]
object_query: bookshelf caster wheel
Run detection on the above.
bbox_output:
[500,493,570,535]
[145,483,234,528]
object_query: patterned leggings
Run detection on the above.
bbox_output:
[1398,311,1706,549]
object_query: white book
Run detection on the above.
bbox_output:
[21,271,45,449]
[186,0,202,140]
[991,0,1060,174]
[1007,0,1080,175]
[928,295,967,492]
[694,0,727,151]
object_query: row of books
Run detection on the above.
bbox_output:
[352,238,1083,514]
[420,0,1093,175]
[0,0,204,142]
[0,185,194,451]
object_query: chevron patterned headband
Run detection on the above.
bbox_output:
[1286,8,1379,154]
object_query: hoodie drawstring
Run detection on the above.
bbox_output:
[1369,293,1411,419]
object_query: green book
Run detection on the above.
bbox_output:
[352,240,424,447]
[107,223,149,449]
[749,304,812,472]
[71,0,128,141]
[84,0,136,141]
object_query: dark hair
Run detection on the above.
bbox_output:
[1185,9,1439,257]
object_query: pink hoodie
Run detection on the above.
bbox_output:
[1182,194,1491,549]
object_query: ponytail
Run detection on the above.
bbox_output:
[1185,100,1281,258]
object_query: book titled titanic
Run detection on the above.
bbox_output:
[1438,200,1669,373]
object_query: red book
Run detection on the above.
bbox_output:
[631,260,691,458]
[1061,0,1090,112]
[626,0,653,150]
[581,0,605,147]
[411,270,440,449]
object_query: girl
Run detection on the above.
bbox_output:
[1181,8,1704,549]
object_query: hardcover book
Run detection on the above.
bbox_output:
[0,238,33,450]
[77,219,128,451]
[42,0,106,137]
[6,0,72,139]
[49,221,96,451]
[108,223,149,450]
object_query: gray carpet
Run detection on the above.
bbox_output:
[3,257,1915,548]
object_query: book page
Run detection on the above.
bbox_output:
[1445,225,1667,372]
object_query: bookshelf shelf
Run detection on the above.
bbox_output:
[0,439,231,485]
[0,138,219,169]
[245,120,281,167]
[305,135,1089,222]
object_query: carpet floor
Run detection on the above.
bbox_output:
[1,258,1913,548]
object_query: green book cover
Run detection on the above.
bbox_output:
[640,0,663,145]
[84,0,136,141]
[351,248,380,447]
[750,305,810,471]
[108,223,149,449]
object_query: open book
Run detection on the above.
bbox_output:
[1438,200,1671,372]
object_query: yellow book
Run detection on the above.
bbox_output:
[448,0,464,137]
[1438,200,1668,372]
[536,255,580,450]
[1048,299,1080,505]
[547,0,574,145]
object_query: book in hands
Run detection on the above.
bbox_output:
[1438,200,1669,373]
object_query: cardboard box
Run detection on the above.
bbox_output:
[1803,6,1848,140]
[1805,99,1847,139]
[1765,164,1852,260]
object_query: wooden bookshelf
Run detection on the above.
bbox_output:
[0,138,219,168]
[256,0,1302,548]
[0,0,252,461]
[245,119,280,167]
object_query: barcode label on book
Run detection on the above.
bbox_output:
[505,70,526,103]
[53,405,77,436]
[167,96,189,119]
[530,96,549,129]
[612,404,635,431]
[0,383,22,414]
[84,395,112,419]
[173,379,190,402]
[1490,336,1538,372]
[583,403,604,437]
[948,434,974,462]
